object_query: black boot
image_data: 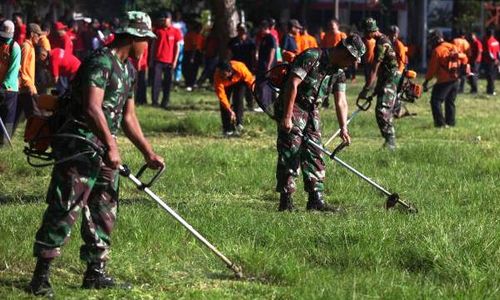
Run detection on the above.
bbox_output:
[278,193,295,211]
[306,192,342,212]
[383,135,397,151]
[82,261,131,290]
[29,258,54,298]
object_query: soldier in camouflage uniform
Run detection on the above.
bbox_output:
[29,12,164,297]
[276,34,365,212]
[359,18,399,150]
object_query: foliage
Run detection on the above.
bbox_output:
[1,80,499,298]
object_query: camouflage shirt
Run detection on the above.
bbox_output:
[54,48,136,154]
[289,48,346,108]
[374,34,398,82]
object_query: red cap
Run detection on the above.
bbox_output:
[54,21,67,31]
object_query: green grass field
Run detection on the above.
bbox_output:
[1,80,499,299]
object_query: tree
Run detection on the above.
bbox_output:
[209,0,239,58]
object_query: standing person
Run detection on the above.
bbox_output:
[17,24,45,132]
[49,22,74,55]
[182,22,203,91]
[361,31,376,83]
[275,34,364,212]
[196,27,218,88]
[130,42,149,105]
[320,18,346,48]
[38,22,52,52]
[452,29,471,93]
[467,32,482,94]
[213,60,254,136]
[299,27,318,51]
[28,11,164,297]
[228,23,256,110]
[359,18,399,150]
[172,10,186,86]
[256,20,277,79]
[0,20,21,146]
[12,13,26,46]
[423,30,468,128]
[151,11,182,109]
[388,25,408,118]
[281,19,301,61]
[483,28,499,96]
[37,47,81,95]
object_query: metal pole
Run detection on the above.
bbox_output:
[323,109,361,147]
[121,166,243,278]
[421,0,428,70]
[0,116,13,148]
[480,0,485,38]
[334,0,340,20]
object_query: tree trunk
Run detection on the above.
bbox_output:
[210,0,239,59]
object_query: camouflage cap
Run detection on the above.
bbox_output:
[114,11,156,39]
[363,18,379,33]
[342,33,366,62]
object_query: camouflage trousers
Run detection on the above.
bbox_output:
[33,154,119,263]
[375,76,399,140]
[276,104,325,194]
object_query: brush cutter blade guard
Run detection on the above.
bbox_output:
[385,193,418,213]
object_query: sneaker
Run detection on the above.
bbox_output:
[235,124,244,133]
[253,107,264,113]
[223,131,234,138]
[186,86,193,92]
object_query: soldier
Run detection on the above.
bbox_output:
[276,34,365,212]
[359,18,399,150]
[29,11,164,297]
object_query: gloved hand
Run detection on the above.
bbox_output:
[423,80,429,93]
[358,87,370,100]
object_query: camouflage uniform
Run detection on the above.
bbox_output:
[275,48,346,193]
[33,47,136,263]
[373,35,399,141]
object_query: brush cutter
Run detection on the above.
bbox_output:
[297,129,417,213]
[119,164,244,278]
[0,116,13,148]
[323,95,373,147]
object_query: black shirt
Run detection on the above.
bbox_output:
[228,37,256,69]
[257,33,277,75]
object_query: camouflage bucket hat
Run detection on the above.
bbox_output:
[342,34,366,62]
[114,11,156,39]
[363,18,379,33]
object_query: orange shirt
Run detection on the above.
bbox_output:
[300,33,318,51]
[39,35,51,52]
[214,60,254,111]
[426,42,468,84]
[294,33,304,54]
[320,31,347,48]
[362,37,376,65]
[184,31,204,52]
[394,39,408,73]
[20,39,36,92]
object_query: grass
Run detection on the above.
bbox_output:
[0,79,499,299]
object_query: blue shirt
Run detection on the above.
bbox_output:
[281,34,297,53]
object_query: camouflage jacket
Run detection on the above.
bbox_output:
[52,48,136,155]
[374,34,399,83]
[289,48,346,109]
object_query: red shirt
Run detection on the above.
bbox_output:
[14,24,26,46]
[130,43,149,71]
[470,36,483,63]
[49,33,74,55]
[484,36,500,64]
[49,48,81,79]
[153,26,182,63]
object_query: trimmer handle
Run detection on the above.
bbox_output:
[330,142,349,158]
[119,164,165,189]
[356,96,372,111]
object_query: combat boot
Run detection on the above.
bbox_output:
[29,258,54,298]
[82,261,131,290]
[306,192,342,212]
[278,193,295,211]
[383,136,397,151]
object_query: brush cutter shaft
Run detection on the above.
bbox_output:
[324,109,360,147]
[0,116,13,148]
[120,165,241,275]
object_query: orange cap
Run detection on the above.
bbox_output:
[405,70,417,79]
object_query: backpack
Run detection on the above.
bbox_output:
[252,48,322,120]
[0,39,16,85]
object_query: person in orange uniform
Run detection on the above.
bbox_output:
[362,32,376,82]
[452,29,471,93]
[388,25,408,118]
[213,60,254,136]
[320,19,346,48]
[299,27,318,51]
[423,30,468,128]
[183,22,203,91]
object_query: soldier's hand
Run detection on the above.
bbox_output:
[280,117,293,133]
[358,87,370,100]
[105,146,121,170]
[145,152,165,170]
[339,127,351,145]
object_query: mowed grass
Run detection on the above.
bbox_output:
[0,79,499,299]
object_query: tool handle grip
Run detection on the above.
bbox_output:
[330,142,349,158]
[356,96,372,111]
[135,163,165,188]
